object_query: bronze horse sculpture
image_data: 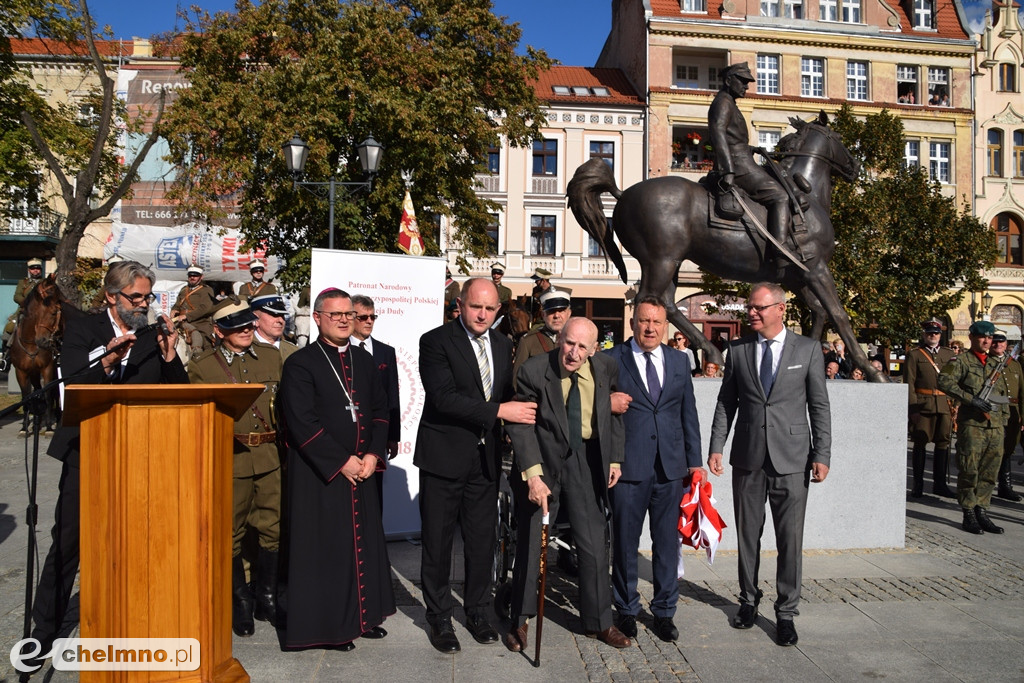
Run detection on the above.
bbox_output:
[9,274,64,434]
[568,112,884,381]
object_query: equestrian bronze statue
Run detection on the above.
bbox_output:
[568,101,885,381]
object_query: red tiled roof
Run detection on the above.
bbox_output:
[533,66,643,106]
[9,37,132,59]
[648,0,969,41]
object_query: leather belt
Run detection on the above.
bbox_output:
[1010,398,1020,405]
[235,431,277,447]
[914,388,946,396]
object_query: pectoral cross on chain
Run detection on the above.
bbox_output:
[346,402,358,423]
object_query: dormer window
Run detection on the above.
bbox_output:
[912,0,934,29]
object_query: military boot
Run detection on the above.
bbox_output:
[996,456,1022,502]
[932,449,955,498]
[910,445,926,498]
[232,555,255,636]
[975,506,1004,534]
[253,549,280,627]
[961,508,983,535]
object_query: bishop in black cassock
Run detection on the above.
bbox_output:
[279,289,395,649]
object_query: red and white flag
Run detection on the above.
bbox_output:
[397,189,425,256]
[677,470,727,577]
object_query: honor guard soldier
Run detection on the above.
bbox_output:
[529,267,554,323]
[513,288,572,383]
[189,299,284,635]
[235,260,277,300]
[990,330,1023,501]
[490,262,512,305]
[171,264,217,354]
[0,258,44,369]
[938,320,1010,535]
[904,317,956,497]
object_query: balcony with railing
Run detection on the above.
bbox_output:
[1,208,64,242]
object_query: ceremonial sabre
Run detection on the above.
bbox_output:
[534,511,550,667]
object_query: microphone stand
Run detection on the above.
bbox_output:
[0,321,169,678]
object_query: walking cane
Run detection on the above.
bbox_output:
[534,511,550,668]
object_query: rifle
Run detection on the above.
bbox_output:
[977,341,1021,421]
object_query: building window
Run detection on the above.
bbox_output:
[998,63,1017,92]
[801,57,824,98]
[913,0,934,29]
[708,66,721,91]
[929,142,950,184]
[672,127,713,169]
[589,141,615,172]
[589,226,607,257]
[486,213,499,255]
[682,0,707,11]
[675,64,700,88]
[988,129,1004,177]
[926,67,950,106]
[904,139,920,169]
[532,139,558,176]
[847,61,868,100]
[530,215,556,256]
[761,0,780,16]
[486,145,500,174]
[820,0,838,20]
[784,0,803,18]
[897,65,918,104]
[757,54,780,95]
[1014,130,1024,177]
[994,213,1023,266]
[842,0,861,22]
[758,129,781,152]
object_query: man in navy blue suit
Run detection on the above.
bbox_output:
[606,295,704,642]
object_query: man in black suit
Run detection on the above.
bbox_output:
[351,294,401,509]
[28,261,186,667]
[708,282,831,647]
[606,296,703,642]
[504,317,631,651]
[413,278,537,653]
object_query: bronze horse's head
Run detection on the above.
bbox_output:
[779,111,861,183]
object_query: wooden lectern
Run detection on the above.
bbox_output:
[64,384,263,683]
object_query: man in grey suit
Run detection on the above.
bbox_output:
[606,296,704,642]
[504,317,631,651]
[708,282,831,647]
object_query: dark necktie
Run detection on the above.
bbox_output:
[358,340,366,350]
[644,351,662,404]
[760,339,775,396]
[567,372,583,453]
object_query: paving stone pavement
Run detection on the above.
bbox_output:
[0,402,1022,682]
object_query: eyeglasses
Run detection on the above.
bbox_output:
[117,291,157,305]
[746,302,782,313]
[355,314,379,322]
[316,310,357,322]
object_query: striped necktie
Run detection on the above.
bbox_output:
[473,335,492,400]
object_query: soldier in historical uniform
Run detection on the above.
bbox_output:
[171,264,217,354]
[251,294,297,361]
[904,318,956,497]
[0,258,44,369]
[529,267,554,323]
[490,262,512,305]
[708,62,791,261]
[188,300,283,635]
[938,320,1009,535]
[235,259,277,300]
[513,288,572,384]
[990,330,1023,501]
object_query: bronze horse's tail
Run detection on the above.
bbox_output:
[566,158,629,284]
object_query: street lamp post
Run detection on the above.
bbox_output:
[282,134,383,250]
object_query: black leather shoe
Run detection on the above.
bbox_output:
[361,626,388,639]
[776,618,798,646]
[465,614,498,644]
[962,508,984,535]
[651,616,679,642]
[975,506,1004,534]
[617,614,637,638]
[504,622,528,653]
[332,642,355,652]
[428,619,461,653]
[731,604,757,629]
[933,483,955,498]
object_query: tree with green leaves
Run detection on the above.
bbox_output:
[2,0,167,306]
[159,0,551,292]
[702,105,996,348]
